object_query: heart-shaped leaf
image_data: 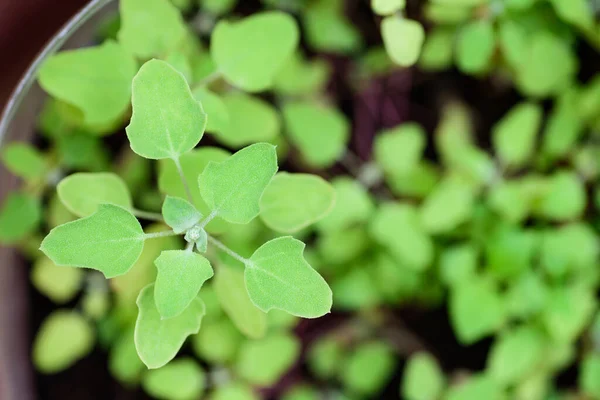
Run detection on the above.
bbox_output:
[40,204,145,278]
[126,59,207,160]
[245,236,332,318]
[154,250,214,319]
[57,173,132,217]
[135,284,206,369]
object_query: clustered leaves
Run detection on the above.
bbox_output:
[2,0,600,399]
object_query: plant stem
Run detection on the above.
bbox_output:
[173,155,195,204]
[144,230,179,240]
[185,241,194,252]
[131,208,163,222]
[198,210,217,229]
[208,235,248,264]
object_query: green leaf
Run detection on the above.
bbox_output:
[303,0,363,54]
[259,173,336,233]
[118,0,187,58]
[142,358,205,400]
[317,227,370,265]
[31,257,83,304]
[420,176,475,234]
[109,328,145,384]
[1,143,47,182]
[192,318,243,364]
[198,143,277,224]
[542,286,595,343]
[517,32,576,98]
[273,52,330,96]
[580,354,600,398]
[487,326,546,386]
[283,102,350,168]
[154,251,214,319]
[402,353,445,400]
[215,92,280,147]
[38,41,136,126]
[158,147,231,233]
[56,132,110,171]
[535,171,586,221]
[40,204,145,278]
[33,310,94,373]
[374,123,425,176]
[540,224,598,279]
[162,196,202,234]
[211,11,299,92]
[369,203,433,271]
[445,374,504,400]
[387,161,440,198]
[485,228,537,281]
[542,93,583,160]
[549,0,594,31]
[506,271,548,319]
[0,192,41,244]
[57,173,132,217]
[492,102,542,169]
[282,386,320,400]
[245,236,333,318]
[456,20,495,75]
[372,0,405,15]
[214,265,267,339]
[82,291,109,320]
[307,336,345,379]
[316,177,374,233]
[439,244,477,288]
[235,333,301,386]
[429,0,486,5]
[381,17,425,67]
[192,87,229,134]
[419,27,455,71]
[450,277,505,344]
[126,59,207,160]
[165,51,193,83]
[135,284,206,369]
[332,267,382,310]
[211,384,259,400]
[341,341,395,396]
[201,0,238,15]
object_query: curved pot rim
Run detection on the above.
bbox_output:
[0,0,113,141]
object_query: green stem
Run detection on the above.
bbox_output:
[131,208,163,222]
[144,230,179,240]
[172,155,195,204]
[208,235,248,264]
[198,210,217,229]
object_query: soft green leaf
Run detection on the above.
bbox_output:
[245,236,333,318]
[57,173,132,217]
[492,102,542,169]
[259,173,336,233]
[201,0,238,15]
[419,27,455,71]
[535,171,586,221]
[387,161,440,198]
[369,203,433,271]
[283,102,350,168]
[456,20,495,74]
[82,290,110,320]
[109,328,146,384]
[0,192,41,244]
[542,286,595,343]
[211,11,299,91]
[303,0,363,54]
[282,386,320,400]
[487,326,545,386]
[430,0,486,5]
[549,0,594,31]
[541,94,583,160]
[402,353,445,400]
[211,383,259,400]
[165,51,193,83]
[332,267,382,310]
[214,265,267,339]
[439,244,477,287]
[135,284,206,369]
[154,251,214,319]
[506,271,548,319]
[31,257,83,304]
[540,223,598,279]
[57,132,110,171]
[486,228,537,280]
[424,3,472,24]
[40,204,145,278]
[307,336,345,379]
[192,318,243,364]
[317,227,370,266]
[1,143,47,182]
[198,143,277,224]
[341,342,395,396]
[450,277,505,344]
[498,19,527,70]
[38,41,136,126]
[580,354,600,398]
[126,59,207,160]
[445,375,504,400]
[142,358,205,400]
[316,177,374,233]
[33,310,94,373]
[381,16,425,67]
[192,87,229,134]
[162,196,202,234]
[158,147,231,233]
[118,0,187,58]
[372,0,405,15]
[215,92,280,147]
[374,253,423,302]
[235,333,301,386]
[420,176,475,234]
[374,123,425,176]
[273,52,330,96]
